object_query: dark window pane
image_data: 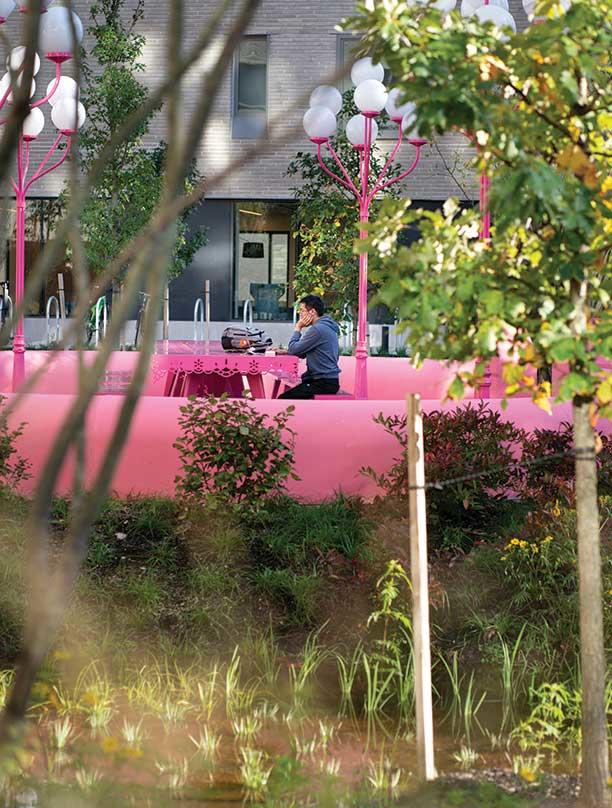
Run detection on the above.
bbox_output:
[237,38,267,112]
[233,202,296,321]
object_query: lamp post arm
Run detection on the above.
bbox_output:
[0,82,12,111]
[16,133,24,187]
[316,142,358,196]
[25,134,69,193]
[31,62,62,109]
[326,141,361,198]
[367,125,404,204]
[375,142,424,194]
[361,116,373,200]
[22,139,31,185]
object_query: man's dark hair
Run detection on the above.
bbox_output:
[300,295,325,316]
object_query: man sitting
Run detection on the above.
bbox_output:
[278,295,341,399]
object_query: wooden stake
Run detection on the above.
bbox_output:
[163,284,170,341]
[406,393,436,781]
[205,279,211,344]
[57,273,66,322]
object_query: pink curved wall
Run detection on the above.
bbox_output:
[1,352,609,501]
[5,394,608,501]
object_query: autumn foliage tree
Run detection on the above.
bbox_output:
[351,0,611,804]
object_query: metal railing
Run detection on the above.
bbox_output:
[193,298,205,341]
[243,298,253,326]
[340,304,354,353]
[93,296,108,347]
[46,295,61,345]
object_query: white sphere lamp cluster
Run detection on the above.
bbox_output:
[0,1,86,140]
[0,3,84,61]
[460,0,517,35]
[304,56,424,148]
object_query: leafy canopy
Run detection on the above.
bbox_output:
[62,0,205,279]
[348,0,611,414]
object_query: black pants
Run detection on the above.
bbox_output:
[278,378,340,400]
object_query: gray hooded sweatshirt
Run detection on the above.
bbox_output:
[288,314,341,381]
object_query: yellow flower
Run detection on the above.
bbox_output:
[519,766,539,783]
[82,689,99,707]
[542,536,553,544]
[510,538,520,545]
[501,556,508,562]
[100,736,120,755]
[121,745,143,760]
[531,544,539,553]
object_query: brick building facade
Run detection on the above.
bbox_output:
[1,1,527,336]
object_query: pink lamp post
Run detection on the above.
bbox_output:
[0,3,85,354]
[303,59,426,400]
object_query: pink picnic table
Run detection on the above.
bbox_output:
[152,340,300,399]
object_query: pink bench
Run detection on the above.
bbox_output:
[314,391,355,400]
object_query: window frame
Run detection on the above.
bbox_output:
[231,34,269,140]
[232,200,297,320]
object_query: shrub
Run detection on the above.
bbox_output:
[363,403,527,552]
[0,395,30,489]
[174,395,298,513]
[521,421,612,506]
[481,497,612,662]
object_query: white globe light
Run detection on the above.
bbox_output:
[22,107,44,140]
[345,114,379,147]
[401,106,420,137]
[309,85,342,116]
[7,46,41,76]
[303,104,337,140]
[385,88,415,122]
[354,79,388,114]
[17,0,49,9]
[462,0,508,14]
[46,75,78,106]
[0,1,15,22]
[433,0,457,11]
[51,96,86,132]
[40,6,84,56]
[462,0,508,13]
[350,57,384,86]
[0,72,35,102]
[474,4,517,32]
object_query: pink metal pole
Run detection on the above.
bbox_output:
[354,115,375,400]
[13,135,26,354]
[11,132,70,355]
[310,120,425,399]
[479,172,491,241]
[479,168,492,396]
[13,191,26,354]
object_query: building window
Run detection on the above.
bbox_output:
[232,35,268,140]
[233,201,297,321]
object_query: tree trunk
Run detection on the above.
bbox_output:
[573,398,610,808]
